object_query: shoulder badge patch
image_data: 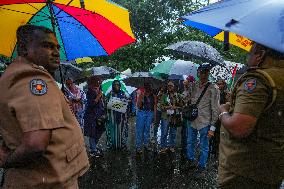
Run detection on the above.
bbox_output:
[244,78,257,93]
[30,79,47,95]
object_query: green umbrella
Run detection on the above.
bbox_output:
[101,75,134,96]
[150,59,198,80]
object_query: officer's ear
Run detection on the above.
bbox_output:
[255,49,266,64]
[17,43,28,57]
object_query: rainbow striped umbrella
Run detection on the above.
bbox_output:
[0,0,136,60]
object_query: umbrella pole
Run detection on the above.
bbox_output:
[224,31,230,51]
[59,65,65,91]
[47,0,65,92]
[80,0,85,8]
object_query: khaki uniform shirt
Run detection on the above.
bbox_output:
[219,61,284,185]
[191,82,220,130]
[0,57,89,189]
[218,73,269,185]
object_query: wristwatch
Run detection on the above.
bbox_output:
[219,111,229,120]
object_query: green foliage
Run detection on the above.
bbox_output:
[80,0,247,72]
[0,55,10,74]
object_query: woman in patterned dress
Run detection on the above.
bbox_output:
[65,79,86,129]
[105,80,129,150]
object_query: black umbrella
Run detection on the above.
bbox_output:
[123,72,164,90]
[166,41,224,66]
[71,66,120,84]
[53,62,83,83]
[92,66,120,78]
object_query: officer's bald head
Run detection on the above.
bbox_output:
[16,25,55,57]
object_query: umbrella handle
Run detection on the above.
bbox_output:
[59,65,65,92]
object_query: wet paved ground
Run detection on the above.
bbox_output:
[79,117,218,189]
[0,117,283,188]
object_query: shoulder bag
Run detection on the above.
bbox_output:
[183,82,210,121]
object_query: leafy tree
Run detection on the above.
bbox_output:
[82,0,247,72]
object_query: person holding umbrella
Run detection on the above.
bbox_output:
[152,86,165,147]
[65,78,86,129]
[105,80,129,150]
[135,83,157,154]
[159,81,183,153]
[83,76,106,157]
[181,77,195,156]
[218,43,284,189]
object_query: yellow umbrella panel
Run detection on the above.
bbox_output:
[183,19,253,52]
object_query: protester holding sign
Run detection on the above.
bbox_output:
[105,80,129,149]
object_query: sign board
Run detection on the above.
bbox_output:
[107,97,128,113]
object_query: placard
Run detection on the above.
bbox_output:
[107,97,128,113]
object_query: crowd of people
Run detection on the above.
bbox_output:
[65,61,231,171]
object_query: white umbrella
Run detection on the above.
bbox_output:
[210,60,244,82]
[121,68,132,76]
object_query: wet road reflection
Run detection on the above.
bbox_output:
[79,117,218,189]
[79,149,218,189]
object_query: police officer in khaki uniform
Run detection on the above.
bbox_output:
[218,43,284,189]
[0,25,89,188]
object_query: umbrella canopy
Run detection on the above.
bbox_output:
[182,0,284,53]
[166,41,224,65]
[210,60,244,82]
[73,66,120,83]
[150,59,198,80]
[53,62,83,83]
[92,66,119,77]
[101,75,134,96]
[75,57,94,64]
[121,68,132,77]
[0,0,136,60]
[123,72,164,90]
